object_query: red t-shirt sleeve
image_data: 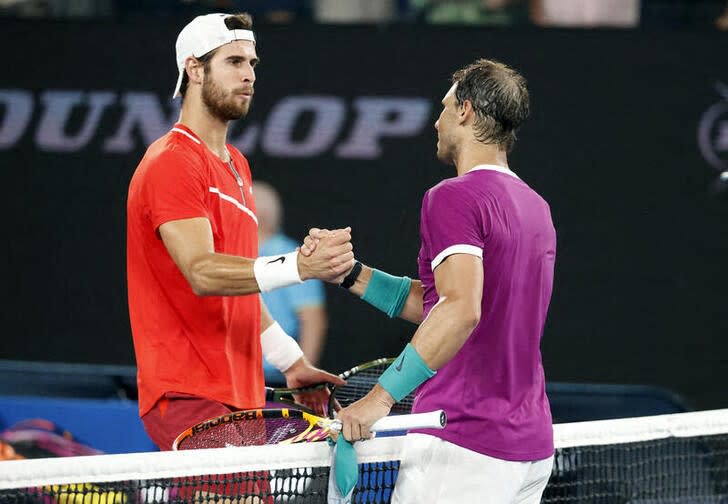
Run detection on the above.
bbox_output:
[143,146,209,230]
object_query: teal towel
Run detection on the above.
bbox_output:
[327,436,357,503]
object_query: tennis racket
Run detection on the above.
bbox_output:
[173,408,445,451]
[266,357,414,417]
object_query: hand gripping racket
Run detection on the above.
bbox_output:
[266,358,414,417]
[173,408,446,450]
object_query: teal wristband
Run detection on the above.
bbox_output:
[378,344,436,402]
[361,269,412,318]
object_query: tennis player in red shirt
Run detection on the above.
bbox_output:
[127,12,352,451]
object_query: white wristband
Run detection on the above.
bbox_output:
[260,322,304,372]
[253,251,302,292]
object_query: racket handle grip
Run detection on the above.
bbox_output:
[371,410,446,432]
[329,410,447,433]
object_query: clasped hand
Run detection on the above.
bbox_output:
[296,227,354,284]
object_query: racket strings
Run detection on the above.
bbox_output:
[177,414,316,449]
[330,365,414,416]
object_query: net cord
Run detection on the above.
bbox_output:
[553,407,728,448]
[0,437,405,490]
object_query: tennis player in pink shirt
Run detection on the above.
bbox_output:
[313,59,556,503]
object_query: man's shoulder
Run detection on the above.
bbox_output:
[153,128,205,160]
[424,176,475,204]
[138,131,205,176]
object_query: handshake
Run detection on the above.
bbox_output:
[295,227,355,285]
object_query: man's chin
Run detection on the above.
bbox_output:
[238,101,252,116]
[222,106,249,122]
[239,103,253,118]
[436,150,452,165]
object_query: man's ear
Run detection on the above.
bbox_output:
[457,99,473,125]
[185,57,204,87]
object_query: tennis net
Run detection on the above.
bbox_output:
[1,409,727,503]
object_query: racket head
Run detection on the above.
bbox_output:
[265,383,329,403]
[172,408,332,450]
[328,357,415,416]
[265,383,332,416]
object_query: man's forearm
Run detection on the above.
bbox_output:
[410,296,479,370]
[400,281,425,324]
[163,220,353,297]
[185,252,262,296]
[185,247,328,297]
[346,265,424,324]
[260,299,304,373]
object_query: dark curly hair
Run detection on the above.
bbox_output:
[452,59,530,152]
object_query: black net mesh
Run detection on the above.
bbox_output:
[0,462,399,503]
[542,434,728,504]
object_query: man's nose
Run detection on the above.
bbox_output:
[243,64,255,83]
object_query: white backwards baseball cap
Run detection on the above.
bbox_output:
[172,13,256,98]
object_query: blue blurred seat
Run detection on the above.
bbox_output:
[0,395,156,454]
[547,382,689,423]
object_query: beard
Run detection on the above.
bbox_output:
[201,74,252,122]
[436,136,455,165]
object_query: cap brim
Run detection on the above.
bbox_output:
[172,69,184,99]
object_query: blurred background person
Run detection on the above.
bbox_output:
[0,0,113,17]
[530,0,640,27]
[312,0,396,23]
[716,0,728,29]
[253,181,329,387]
[409,0,529,26]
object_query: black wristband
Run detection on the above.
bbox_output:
[340,261,363,290]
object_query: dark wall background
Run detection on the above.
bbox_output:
[1,20,726,410]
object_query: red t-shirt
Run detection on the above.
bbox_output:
[127,123,263,417]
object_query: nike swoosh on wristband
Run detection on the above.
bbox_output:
[395,354,405,372]
[267,256,286,265]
